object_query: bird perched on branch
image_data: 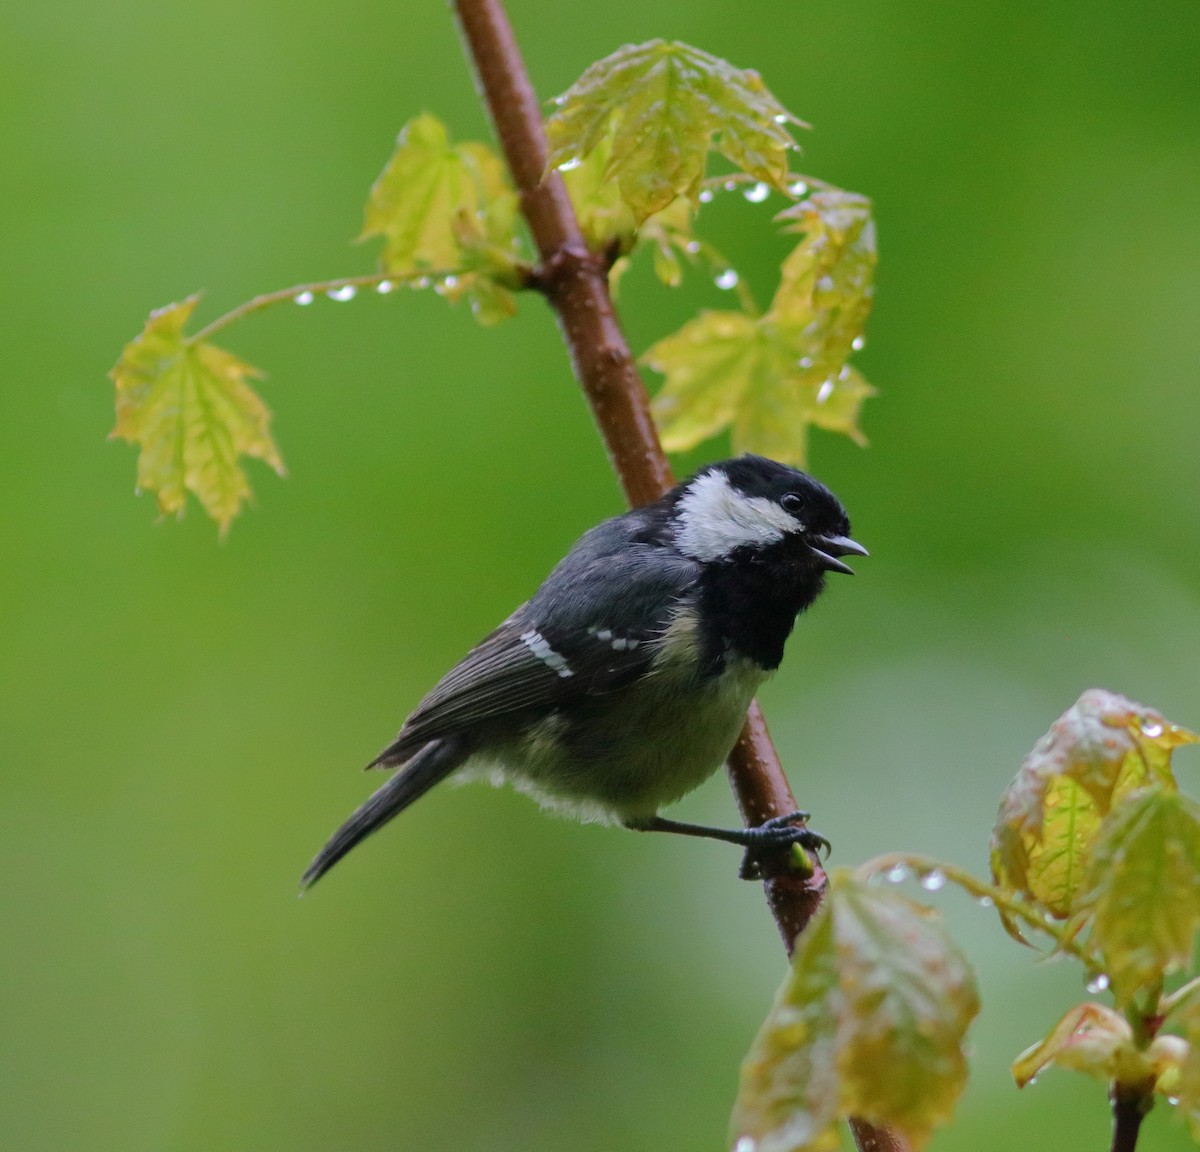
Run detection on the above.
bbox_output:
[303,454,866,887]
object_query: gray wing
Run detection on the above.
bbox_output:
[371,528,700,767]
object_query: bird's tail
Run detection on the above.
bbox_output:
[301,737,469,889]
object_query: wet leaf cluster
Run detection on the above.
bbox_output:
[989,689,1200,1130]
[109,41,876,529]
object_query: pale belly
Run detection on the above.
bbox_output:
[464,655,769,824]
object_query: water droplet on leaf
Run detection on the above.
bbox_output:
[715,269,739,290]
[788,180,808,196]
[920,869,947,892]
[295,291,315,306]
[376,280,395,294]
[1086,973,1110,994]
[743,182,770,203]
[327,285,356,302]
[773,113,789,125]
[556,157,582,172]
[816,380,834,404]
[1141,720,1164,738]
[698,189,714,204]
[886,863,910,884]
[851,335,865,351]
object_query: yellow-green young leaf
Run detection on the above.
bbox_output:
[771,191,876,378]
[642,198,700,289]
[730,353,818,465]
[731,872,978,1152]
[559,140,709,291]
[645,311,773,451]
[731,904,842,1152]
[807,365,874,445]
[1006,773,1099,926]
[1011,1003,1148,1089]
[462,276,518,327]
[1081,789,1200,1007]
[642,188,878,463]
[361,113,521,281]
[110,297,284,533]
[1144,1032,1191,1115]
[546,40,801,223]
[832,876,979,1147]
[645,309,874,466]
[559,134,638,253]
[989,689,1196,942]
[1173,1003,1200,1137]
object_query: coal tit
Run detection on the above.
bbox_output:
[302,455,866,887]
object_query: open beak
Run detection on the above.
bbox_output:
[809,534,869,576]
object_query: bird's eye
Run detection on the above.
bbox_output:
[780,492,805,514]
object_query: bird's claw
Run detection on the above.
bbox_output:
[738,811,830,881]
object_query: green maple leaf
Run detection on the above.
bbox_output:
[109,297,284,533]
[361,114,522,323]
[771,190,876,371]
[644,311,774,451]
[547,40,802,223]
[731,905,842,1152]
[644,191,877,466]
[559,129,736,296]
[731,872,978,1152]
[362,112,518,272]
[645,311,870,466]
[558,133,638,253]
[1082,789,1200,1006]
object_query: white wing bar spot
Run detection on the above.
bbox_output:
[587,625,640,652]
[520,629,575,678]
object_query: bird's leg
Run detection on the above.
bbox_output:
[625,811,829,880]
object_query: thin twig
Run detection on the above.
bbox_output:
[1110,1081,1153,1152]
[857,852,1095,963]
[1160,973,1200,1019]
[187,269,467,344]
[449,4,906,1151]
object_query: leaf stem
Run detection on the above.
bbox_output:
[856,852,1094,964]
[1160,974,1200,1019]
[186,269,468,345]
[450,4,907,1151]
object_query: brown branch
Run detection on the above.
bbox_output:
[1110,1081,1153,1152]
[449,4,907,1151]
[452,0,670,508]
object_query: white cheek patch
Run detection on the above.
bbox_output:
[520,629,574,678]
[673,471,802,561]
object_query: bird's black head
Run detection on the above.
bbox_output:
[670,455,867,576]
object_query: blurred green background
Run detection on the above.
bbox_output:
[2,0,1198,1148]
